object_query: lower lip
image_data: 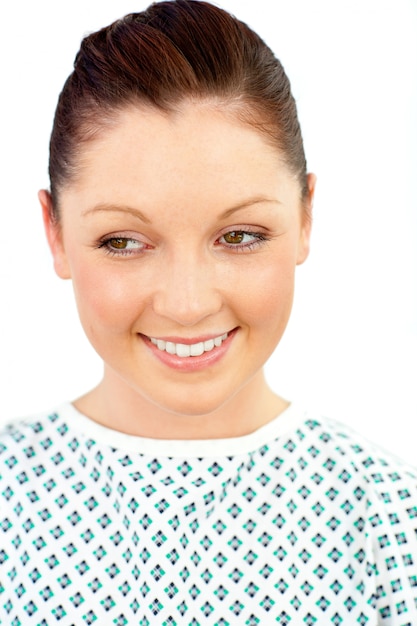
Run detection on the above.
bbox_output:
[141,329,237,372]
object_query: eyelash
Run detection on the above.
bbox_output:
[97,237,145,257]
[216,230,269,252]
[96,230,270,257]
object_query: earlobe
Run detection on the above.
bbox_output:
[296,172,316,265]
[39,189,71,279]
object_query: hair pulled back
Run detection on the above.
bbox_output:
[49,0,307,215]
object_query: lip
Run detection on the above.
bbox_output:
[141,328,237,372]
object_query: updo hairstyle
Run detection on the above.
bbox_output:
[49,0,307,217]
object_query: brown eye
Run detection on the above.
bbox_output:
[222,231,245,244]
[109,238,128,249]
[217,230,267,252]
[99,237,145,255]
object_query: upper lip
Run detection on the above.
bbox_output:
[143,330,233,345]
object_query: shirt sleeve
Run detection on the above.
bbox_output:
[366,456,417,625]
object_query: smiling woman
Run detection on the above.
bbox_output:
[41,102,312,436]
[1,1,416,624]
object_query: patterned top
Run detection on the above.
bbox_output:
[0,403,416,626]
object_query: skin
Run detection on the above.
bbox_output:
[40,101,315,439]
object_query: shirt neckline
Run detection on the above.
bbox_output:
[56,401,306,458]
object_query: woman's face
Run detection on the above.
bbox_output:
[42,102,314,431]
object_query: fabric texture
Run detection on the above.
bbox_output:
[1,403,416,625]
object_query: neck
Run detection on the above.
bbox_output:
[75,367,288,440]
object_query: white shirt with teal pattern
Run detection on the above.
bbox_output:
[1,403,416,625]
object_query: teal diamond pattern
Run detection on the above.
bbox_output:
[0,409,417,623]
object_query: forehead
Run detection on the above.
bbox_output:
[62,102,300,213]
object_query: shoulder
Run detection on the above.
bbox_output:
[0,408,63,454]
[296,414,417,576]
[296,412,416,479]
[294,413,417,505]
[0,407,76,484]
[270,409,417,550]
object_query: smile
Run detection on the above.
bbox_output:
[149,333,228,358]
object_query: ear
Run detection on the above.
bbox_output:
[39,189,71,279]
[296,173,316,265]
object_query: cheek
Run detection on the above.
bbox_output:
[71,263,145,335]
[230,250,296,329]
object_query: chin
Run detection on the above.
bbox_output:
[155,396,227,419]
[138,382,236,419]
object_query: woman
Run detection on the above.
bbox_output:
[1,1,416,624]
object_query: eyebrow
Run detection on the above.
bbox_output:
[82,203,152,223]
[220,196,281,219]
[81,196,280,222]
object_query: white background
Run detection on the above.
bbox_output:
[0,1,416,464]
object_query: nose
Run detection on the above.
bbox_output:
[152,252,222,326]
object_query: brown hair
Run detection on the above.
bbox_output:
[49,0,307,216]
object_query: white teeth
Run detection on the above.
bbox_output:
[176,343,190,358]
[166,341,176,355]
[149,332,229,357]
[190,342,205,356]
[204,339,214,351]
